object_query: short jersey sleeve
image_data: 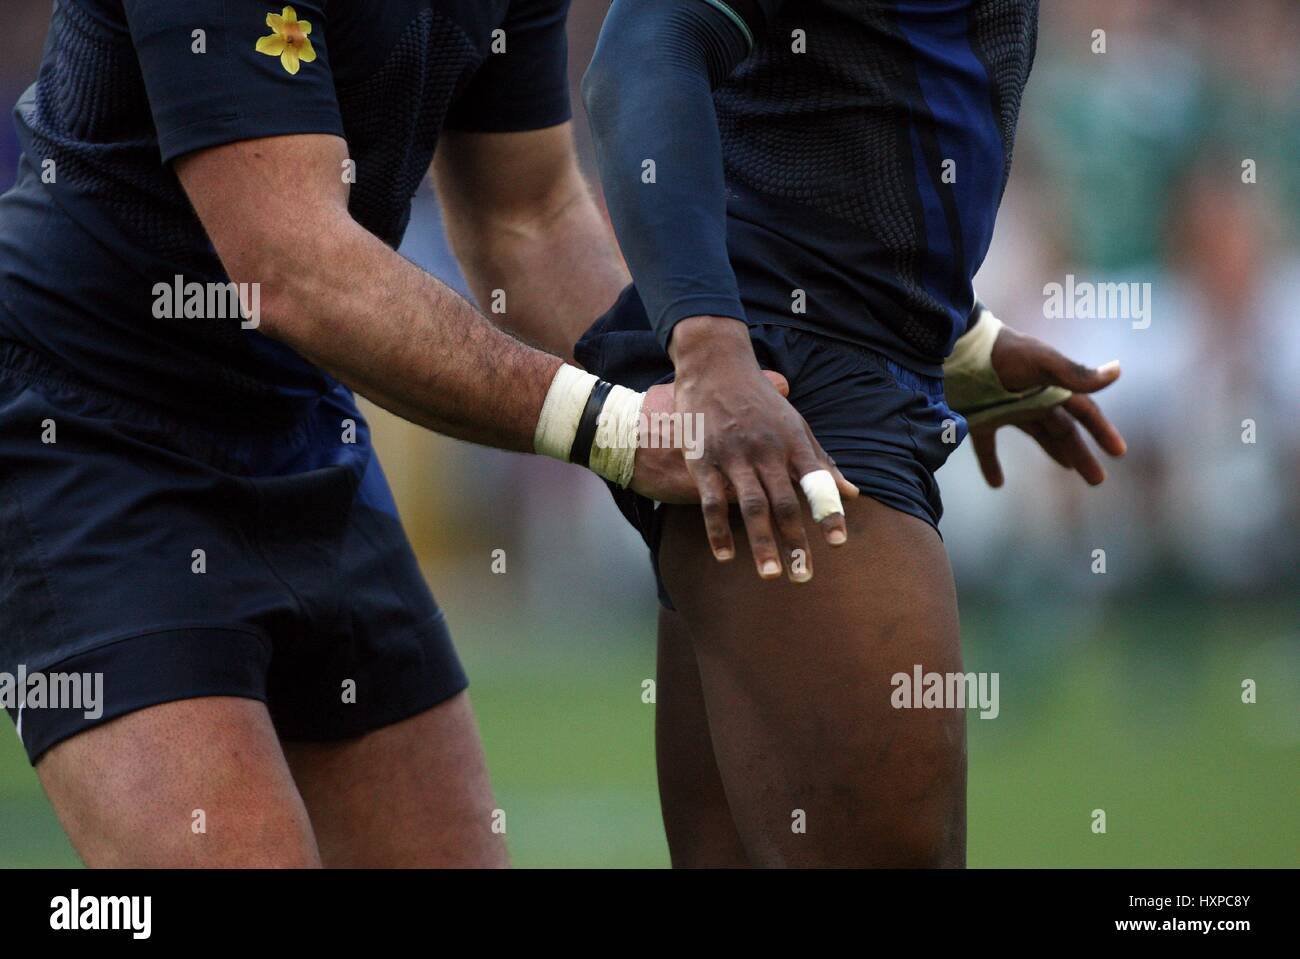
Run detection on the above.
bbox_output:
[122,1,345,163]
[445,0,572,133]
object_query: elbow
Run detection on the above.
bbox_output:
[584,4,743,121]
[582,31,650,136]
[246,278,295,342]
[217,222,344,344]
[225,252,295,341]
[580,54,617,133]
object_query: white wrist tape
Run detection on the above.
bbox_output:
[799,469,844,523]
[944,306,1071,427]
[588,384,643,489]
[534,364,596,460]
[534,363,643,488]
[943,307,1005,411]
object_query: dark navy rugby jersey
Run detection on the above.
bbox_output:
[588,0,1037,376]
[0,0,571,424]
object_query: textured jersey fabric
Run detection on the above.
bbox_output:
[588,0,1038,375]
[0,0,571,425]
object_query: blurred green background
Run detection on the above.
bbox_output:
[2,592,1295,867]
[0,1,1297,867]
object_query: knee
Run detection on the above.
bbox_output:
[863,810,965,868]
[160,807,323,868]
[664,818,749,869]
[770,801,963,868]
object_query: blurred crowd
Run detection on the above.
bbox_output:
[951,0,1300,600]
[1,0,1295,623]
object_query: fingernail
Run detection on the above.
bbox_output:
[828,529,847,545]
[760,560,781,577]
[715,548,734,562]
[1098,360,1121,376]
[791,568,813,583]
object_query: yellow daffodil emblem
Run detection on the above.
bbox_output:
[255,6,316,75]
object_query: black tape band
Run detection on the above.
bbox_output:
[569,379,613,468]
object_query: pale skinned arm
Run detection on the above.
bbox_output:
[175,132,556,453]
[432,123,629,363]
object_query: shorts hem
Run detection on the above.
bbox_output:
[12,619,471,765]
[271,673,470,746]
[12,627,272,766]
[268,611,468,744]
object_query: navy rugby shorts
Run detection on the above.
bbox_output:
[0,339,466,763]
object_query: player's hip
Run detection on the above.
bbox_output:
[576,285,966,530]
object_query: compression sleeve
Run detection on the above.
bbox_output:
[582,0,780,350]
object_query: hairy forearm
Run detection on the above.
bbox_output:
[261,214,561,452]
[443,179,629,363]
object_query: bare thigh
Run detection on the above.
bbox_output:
[282,691,507,868]
[655,607,748,868]
[37,696,320,867]
[659,496,966,868]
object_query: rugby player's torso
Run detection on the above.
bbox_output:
[717,0,1038,201]
[713,0,1039,370]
